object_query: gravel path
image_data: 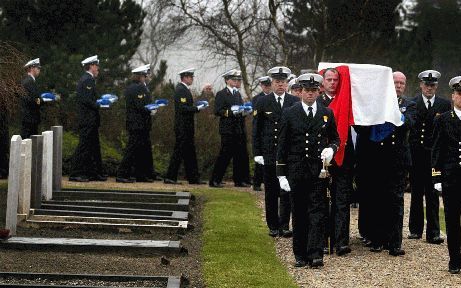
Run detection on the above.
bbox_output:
[256,192,461,288]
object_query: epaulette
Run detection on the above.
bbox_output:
[431,168,441,177]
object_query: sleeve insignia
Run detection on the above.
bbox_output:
[253,110,257,116]
[86,86,92,90]
[138,94,144,99]
[323,115,328,122]
[36,98,41,105]
[265,111,272,114]
[180,98,187,103]
[431,168,441,177]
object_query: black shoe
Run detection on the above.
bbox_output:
[235,182,251,188]
[69,176,89,182]
[268,229,279,237]
[336,246,352,256]
[253,185,262,191]
[310,258,324,268]
[323,247,330,255]
[364,239,373,247]
[116,177,135,183]
[389,248,405,256]
[370,245,383,252]
[89,175,107,181]
[294,259,307,267]
[279,229,293,238]
[449,265,461,274]
[209,181,224,188]
[164,178,180,185]
[427,236,444,244]
[408,233,422,239]
[136,177,154,183]
[189,180,206,185]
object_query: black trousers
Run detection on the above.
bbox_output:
[442,170,461,268]
[20,121,39,140]
[263,164,290,231]
[209,134,250,184]
[165,134,199,182]
[290,177,325,261]
[409,148,441,239]
[117,129,154,179]
[253,163,264,188]
[70,125,103,178]
[325,165,353,249]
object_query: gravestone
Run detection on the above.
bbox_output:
[18,139,32,217]
[41,131,53,201]
[51,126,63,192]
[30,135,43,209]
[1,135,22,235]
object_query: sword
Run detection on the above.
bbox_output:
[319,158,333,254]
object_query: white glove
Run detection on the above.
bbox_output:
[254,156,264,165]
[321,147,334,165]
[150,109,158,116]
[434,183,442,192]
[278,176,291,192]
[197,104,207,111]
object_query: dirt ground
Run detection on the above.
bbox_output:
[255,191,461,288]
[0,178,205,287]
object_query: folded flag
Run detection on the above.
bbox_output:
[97,94,118,107]
[40,92,59,102]
[317,62,403,165]
[145,103,160,111]
[155,99,169,106]
[196,100,209,107]
[101,94,118,102]
[242,102,253,111]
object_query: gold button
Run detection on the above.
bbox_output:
[380,142,384,146]
[275,143,277,146]
[305,148,308,151]
[274,129,278,131]
[305,154,308,157]
[420,141,424,144]
[274,136,277,139]
[318,141,320,144]
[306,140,308,143]
[305,133,309,136]
[275,122,278,124]
[421,135,424,138]
[392,135,395,138]
[422,129,425,132]
[318,134,321,137]
[423,123,426,126]
[392,142,395,145]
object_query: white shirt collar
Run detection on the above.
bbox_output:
[274,92,285,99]
[181,82,190,89]
[454,107,461,120]
[302,101,317,117]
[227,86,238,94]
[422,94,435,107]
[28,73,35,81]
[86,71,94,78]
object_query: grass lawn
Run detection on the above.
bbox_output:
[195,188,297,288]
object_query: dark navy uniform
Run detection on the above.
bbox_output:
[20,75,41,139]
[253,92,299,233]
[276,101,339,263]
[165,83,201,183]
[432,110,461,270]
[408,94,451,240]
[209,87,250,185]
[70,72,103,179]
[117,81,154,181]
[252,91,266,189]
[357,97,416,253]
[318,92,355,252]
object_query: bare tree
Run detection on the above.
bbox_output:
[135,0,190,68]
[171,0,270,97]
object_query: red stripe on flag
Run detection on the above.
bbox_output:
[322,66,354,166]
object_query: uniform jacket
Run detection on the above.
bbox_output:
[409,95,451,152]
[214,87,246,135]
[317,93,334,108]
[125,81,152,131]
[76,72,100,128]
[173,83,198,138]
[431,110,461,183]
[355,97,416,170]
[21,75,41,124]
[253,92,299,165]
[276,102,340,179]
[252,91,265,106]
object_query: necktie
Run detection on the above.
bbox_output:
[307,106,313,120]
[233,89,237,96]
[427,100,432,110]
[277,96,282,108]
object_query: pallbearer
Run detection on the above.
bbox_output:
[432,76,461,274]
[276,73,339,268]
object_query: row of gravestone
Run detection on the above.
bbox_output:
[0,126,63,236]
